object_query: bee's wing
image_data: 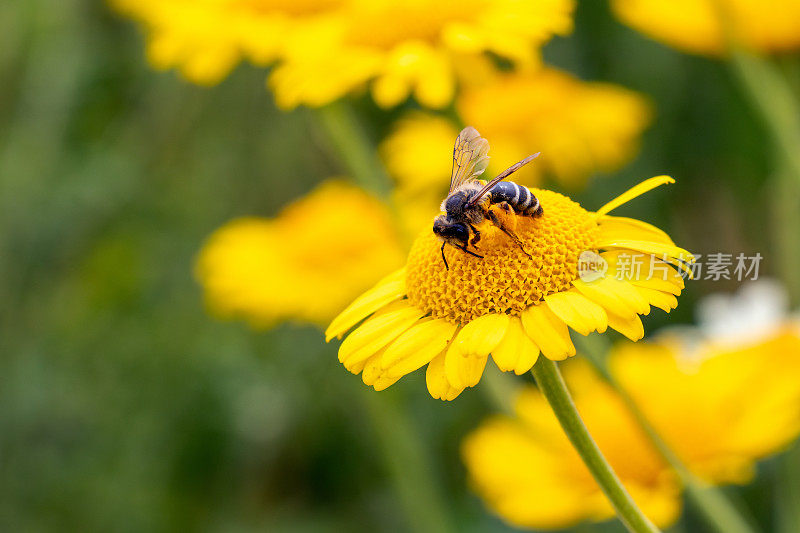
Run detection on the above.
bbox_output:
[449,126,490,193]
[465,152,541,208]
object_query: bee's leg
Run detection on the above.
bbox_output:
[488,209,532,258]
[469,224,481,248]
[460,244,484,259]
[498,201,514,214]
[440,242,449,271]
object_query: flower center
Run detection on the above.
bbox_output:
[406,190,599,324]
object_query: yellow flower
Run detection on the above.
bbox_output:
[463,362,680,529]
[111,0,344,85]
[612,330,800,484]
[326,176,692,399]
[381,68,652,192]
[196,180,405,328]
[462,326,800,530]
[459,68,652,187]
[380,113,460,198]
[611,0,800,56]
[269,0,576,109]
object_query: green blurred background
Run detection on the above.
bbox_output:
[1,1,797,531]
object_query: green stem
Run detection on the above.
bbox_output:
[313,101,393,198]
[776,443,800,533]
[725,41,800,530]
[729,52,800,304]
[767,165,800,305]
[530,357,660,533]
[576,335,758,533]
[729,51,800,186]
[362,389,455,533]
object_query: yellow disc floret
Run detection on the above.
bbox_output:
[406,189,599,324]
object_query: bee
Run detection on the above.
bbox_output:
[433,126,542,270]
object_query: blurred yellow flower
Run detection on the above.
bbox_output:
[195,180,405,327]
[111,0,344,84]
[327,176,692,399]
[380,113,459,198]
[613,329,800,484]
[464,362,680,529]
[115,0,575,106]
[269,0,576,109]
[381,68,651,192]
[380,114,457,236]
[459,68,652,187]
[463,325,800,530]
[611,0,800,55]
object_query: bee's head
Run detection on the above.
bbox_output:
[433,216,469,244]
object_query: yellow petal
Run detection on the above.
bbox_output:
[607,312,645,341]
[545,290,608,336]
[443,313,509,389]
[381,318,457,379]
[453,313,510,358]
[426,351,463,401]
[515,348,540,375]
[372,375,401,391]
[572,276,650,318]
[634,286,678,312]
[372,73,410,108]
[520,304,576,361]
[361,351,402,390]
[597,215,675,245]
[326,268,406,341]
[491,317,540,373]
[629,275,683,296]
[445,341,490,389]
[597,240,695,277]
[347,354,371,375]
[361,350,386,386]
[338,303,424,371]
[602,251,684,293]
[595,176,675,216]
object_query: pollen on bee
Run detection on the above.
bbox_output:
[487,203,518,233]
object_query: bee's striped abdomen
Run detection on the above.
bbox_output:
[489,181,542,216]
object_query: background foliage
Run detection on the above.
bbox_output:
[1,1,798,531]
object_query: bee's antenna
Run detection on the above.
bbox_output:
[494,152,541,182]
[441,242,449,271]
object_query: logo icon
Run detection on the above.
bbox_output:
[577,251,608,282]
